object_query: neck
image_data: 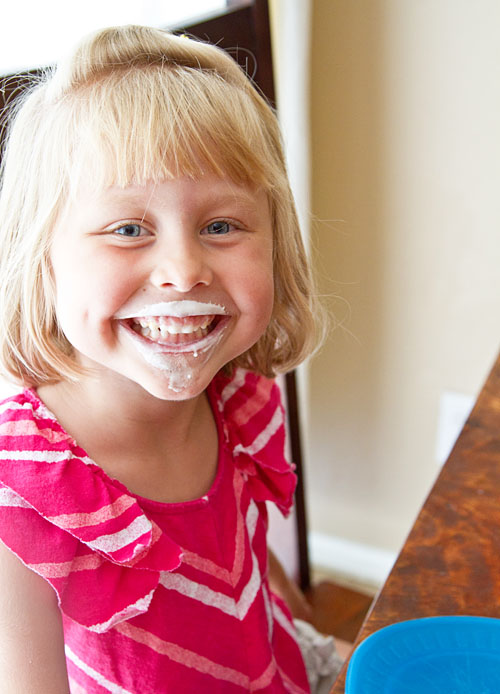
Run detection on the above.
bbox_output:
[36,373,218,503]
[39,372,203,440]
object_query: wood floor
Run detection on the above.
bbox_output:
[305,581,373,643]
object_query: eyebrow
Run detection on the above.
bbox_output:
[102,187,263,212]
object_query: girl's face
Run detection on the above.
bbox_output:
[49,175,274,400]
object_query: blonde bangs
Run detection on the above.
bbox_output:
[62,65,278,195]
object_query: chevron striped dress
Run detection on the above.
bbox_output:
[0,368,310,693]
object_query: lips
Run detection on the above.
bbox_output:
[115,300,229,353]
[118,313,229,353]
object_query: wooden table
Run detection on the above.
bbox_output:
[331,350,500,692]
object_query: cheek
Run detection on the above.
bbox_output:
[255,274,275,322]
[238,254,274,326]
[52,251,132,317]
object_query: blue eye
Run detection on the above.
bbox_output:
[114,224,144,237]
[205,221,232,235]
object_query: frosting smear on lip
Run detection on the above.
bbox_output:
[117,300,227,319]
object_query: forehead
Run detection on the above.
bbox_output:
[58,175,272,229]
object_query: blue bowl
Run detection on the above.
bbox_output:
[346,616,500,693]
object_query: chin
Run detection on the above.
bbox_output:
[136,368,214,402]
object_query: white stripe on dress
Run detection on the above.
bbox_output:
[0,487,31,507]
[271,601,298,642]
[0,400,32,415]
[0,449,71,463]
[232,406,283,457]
[92,515,152,554]
[65,644,135,694]
[220,368,247,404]
[87,590,155,634]
[47,494,137,529]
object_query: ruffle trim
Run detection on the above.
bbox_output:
[0,370,296,632]
[210,368,297,517]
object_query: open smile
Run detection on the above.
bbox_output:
[115,299,230,355]
[119,314,229,353]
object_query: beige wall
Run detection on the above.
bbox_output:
[305,0,500,558]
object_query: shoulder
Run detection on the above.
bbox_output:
[0,388,39,424]
[211,367,284,424]
[0,387,74,448]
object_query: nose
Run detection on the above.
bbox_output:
[149,238,213,292]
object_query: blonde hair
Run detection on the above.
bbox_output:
[0,25,323,385]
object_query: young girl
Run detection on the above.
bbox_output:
[0,25,338,693]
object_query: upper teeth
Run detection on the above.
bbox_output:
[133,316,213,335]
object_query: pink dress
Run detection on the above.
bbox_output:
[0,368,310,693]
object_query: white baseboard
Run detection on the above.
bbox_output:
[309,531,397,591]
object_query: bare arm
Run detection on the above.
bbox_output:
[267,549,313,622]
[0,539,70,693]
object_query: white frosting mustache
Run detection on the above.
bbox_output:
[115,300,227,319]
